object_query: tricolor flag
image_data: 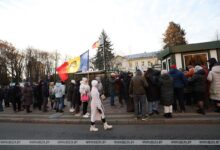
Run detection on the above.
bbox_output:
[56,50,89,81]
[56,62,69,81]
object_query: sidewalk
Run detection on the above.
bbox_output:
[0,98,220,125]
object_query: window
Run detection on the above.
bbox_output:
[183,53,208,69]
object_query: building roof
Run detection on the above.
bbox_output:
[159,41,220,59]
[125,52,158,60]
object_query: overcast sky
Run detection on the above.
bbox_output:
[0,0,220,60]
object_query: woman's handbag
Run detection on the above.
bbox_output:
[81,93,89,102]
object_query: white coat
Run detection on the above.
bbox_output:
[90,80,105,122]
[207,65,220,101]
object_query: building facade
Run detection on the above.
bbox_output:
[112,52,160,72]
[158,41,220,71]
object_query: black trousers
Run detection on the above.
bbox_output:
[173,88,185,111]
[12,99,21,111]
[82,102,88,115]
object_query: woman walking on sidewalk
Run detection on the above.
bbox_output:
[90,80,112,132]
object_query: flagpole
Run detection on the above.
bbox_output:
[103,35,106,71]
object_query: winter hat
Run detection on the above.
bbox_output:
[194,65,203,73]
[71,80,76,84]
[82,77,88,82]
[91,80,98,87]
[161,70,168,75]
[111,73,116,76]
[208,58,217,65]
[170,64,177,69]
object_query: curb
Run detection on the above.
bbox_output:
[1,117,220,125]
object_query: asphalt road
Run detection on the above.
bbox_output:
[0,122,219,150]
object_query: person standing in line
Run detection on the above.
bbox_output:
[67,80,75,113]
[129,69,148,120]
[189,65,207,115]
[42,80,49,112]
[49,82,55,110]
[54,81,63,113]
[73,80,81,116]
[0,86,4,112]
[169,64,188,113]
[109,73,118,106]
[145,68,161,116]
[159,70,174,118]
[90,80,112,132]
[22,82,33,113]
[207,60,220,113]
[12,82,22,112]
[79,77,90,118]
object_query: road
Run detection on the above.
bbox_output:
[0,122,219,150]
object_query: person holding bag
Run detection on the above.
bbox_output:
[79,77,90,118]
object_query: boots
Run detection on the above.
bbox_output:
[90,125,98,132]
[104,122,113,130]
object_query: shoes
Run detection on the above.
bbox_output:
[141,116,148,120]
[83,114,89,118]
[197,109,205,115]
[59,110,64,113]
[74,113,81,117]
[168,113,172,118]
[104,122,113,130]
[153,110,159,115]
[149,113,154,116]
[163,113,169,118]
[90,125,98,132]
[86,112,90,116]
[69,108,75,113]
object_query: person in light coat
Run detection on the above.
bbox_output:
[207,62,220,112]
[79,77,90,118]
[54,82,64,113]
[90,80,112,132]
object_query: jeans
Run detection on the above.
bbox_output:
[173,88,185,111]
[148,101,159,114]
[110,91,115,106]
[133,95,147,117]
[55,98,62,110]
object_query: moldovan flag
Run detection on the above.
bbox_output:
[56,62,69,81]
[67,50,89,73]
[92,40,99,49]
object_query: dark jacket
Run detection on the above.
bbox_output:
[145,70,161,102]
[189,69,207,92]
[129,71,148,95]
[23,85,33,106]
[67,83,75,102]
[159,74,174,106]
[109,77,117,94]
[13,85,22,101]
[42,81,49,98]
[169,68,187,88]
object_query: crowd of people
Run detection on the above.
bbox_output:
[0,58,220,125]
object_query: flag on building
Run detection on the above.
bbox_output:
[92,40,99,49]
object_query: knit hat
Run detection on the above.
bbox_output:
[71,80,76,84]
[194,65,203,73]
[161,70,168,75]
[170,64,177,69]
